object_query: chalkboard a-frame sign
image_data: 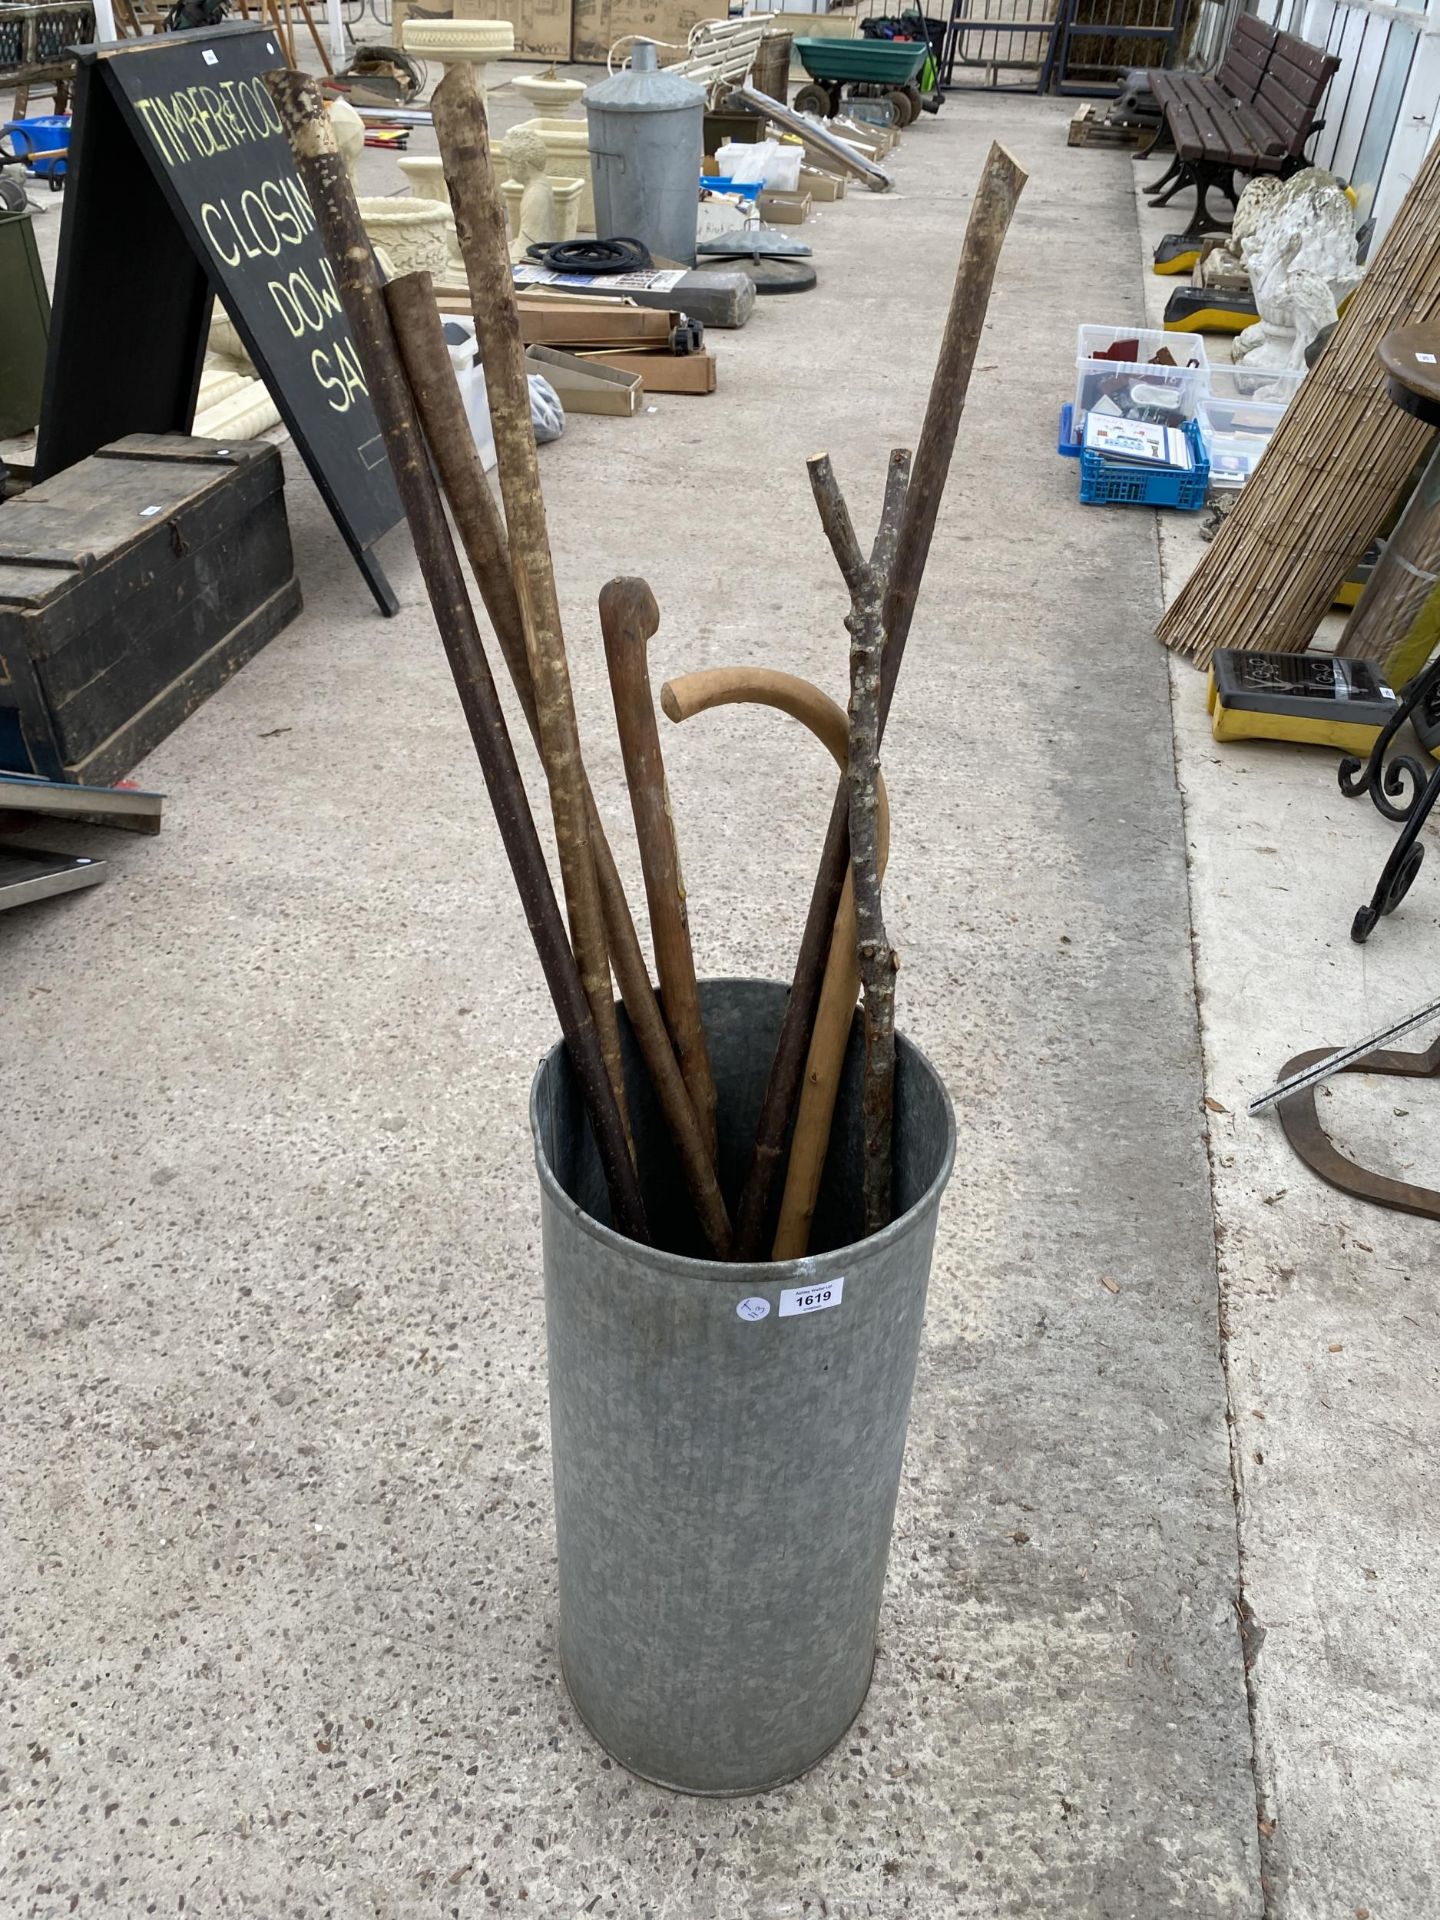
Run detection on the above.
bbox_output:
[37,24,402,615]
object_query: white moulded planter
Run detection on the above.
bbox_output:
[400,18,516,100]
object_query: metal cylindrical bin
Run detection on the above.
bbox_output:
[583,42,705,268]
[530,978,955,1795]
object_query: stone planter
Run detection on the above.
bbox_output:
[355,195,451,277]
[392,160,463,278]
[396,154,447,204]
[512,115,595,233]
[399,17,515,100]
[502,175,583,248]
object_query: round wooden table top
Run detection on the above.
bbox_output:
[1380,325,1440,426]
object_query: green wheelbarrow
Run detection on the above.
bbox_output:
[791,35,930,127]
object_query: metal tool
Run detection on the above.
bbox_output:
[1248,992,1440,1113]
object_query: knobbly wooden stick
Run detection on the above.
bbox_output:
[265,71,649,1243]
[384,272,731,1257]
[660,668,889,1260]
[601,577,720,1169]
[813,449,910,1235]
[432,64,629,1142]
[730,141,1026,1259]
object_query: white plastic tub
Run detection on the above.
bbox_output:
[1073,325,1208,430]
[715,138,803,191]
[443,319,497,474]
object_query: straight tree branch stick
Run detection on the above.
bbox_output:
[730,140,1027,1259]
[600,577,720,1169]
[813,450,909,1235]
[659,668,889,1260]
[265,71,648,1243]
[384,272,730,1257]
[432,64,629,1143]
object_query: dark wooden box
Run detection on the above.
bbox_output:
[0,434,301,783]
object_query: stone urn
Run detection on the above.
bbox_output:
[399,17,515,99]
[512,69,586,114]
[397,154,447,204]
[355,195,451,276]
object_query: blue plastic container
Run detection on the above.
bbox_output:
[700,175,762,201]
[1078,417,1209,511]
[1058,402,1081,458]
[4,114,70,181]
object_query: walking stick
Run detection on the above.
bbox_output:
[383,274,731,1257]
[660,668,889,1261]
[601,577,720,1169]
[432,64,628,1140]
[265,70,648,1244]
[811,448,911,1235]
[729,141,1027,1258]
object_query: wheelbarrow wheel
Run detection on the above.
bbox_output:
[793,82,832,116]
[904,81,923,120]
[888,85,917,125]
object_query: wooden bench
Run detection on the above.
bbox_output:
[1143,23,1339,236]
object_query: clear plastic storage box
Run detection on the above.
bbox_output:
[1073,325,1209,435]
[1204,362,1305,407]
[1198,394,1287,489]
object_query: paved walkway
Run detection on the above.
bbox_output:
[2,85,1271,1917]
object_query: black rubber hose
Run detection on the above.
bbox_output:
[525,238,655,275]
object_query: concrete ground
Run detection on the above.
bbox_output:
[1135,176,1440,1919]
[1,58,1433,1920]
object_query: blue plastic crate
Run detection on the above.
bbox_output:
[1078,417,1209,510]
[3,114,70,179]
[1058,401,1081,458]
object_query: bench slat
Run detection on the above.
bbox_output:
[1217,16,1275,104]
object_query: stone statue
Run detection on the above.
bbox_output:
[504,126,560,263]
[1199,174,1283,291]
[1232,167,1362,377]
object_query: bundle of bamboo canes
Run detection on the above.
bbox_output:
[1157,132,1440,670]
[268,60,1023,1260]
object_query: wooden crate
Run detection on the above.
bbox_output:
[0,435,301,784]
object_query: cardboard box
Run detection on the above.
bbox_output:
[526,345,643,415]
[571,0,707,65]
[758,189,811,224]
[833,116,896,157]
[516,298,677,346]
[580,348,716,393]
[799,165,847,201]
[771,5,858,36]
[394,0,571,61]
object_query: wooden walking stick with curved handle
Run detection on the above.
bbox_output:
[660,667,889,1261]
[602,579,720,1171]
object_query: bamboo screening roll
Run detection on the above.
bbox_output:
[1157,133,1440,670]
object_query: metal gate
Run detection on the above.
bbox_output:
[940,0,1186,92]
[1052,0,1186,93]
[941,0,1065,90]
